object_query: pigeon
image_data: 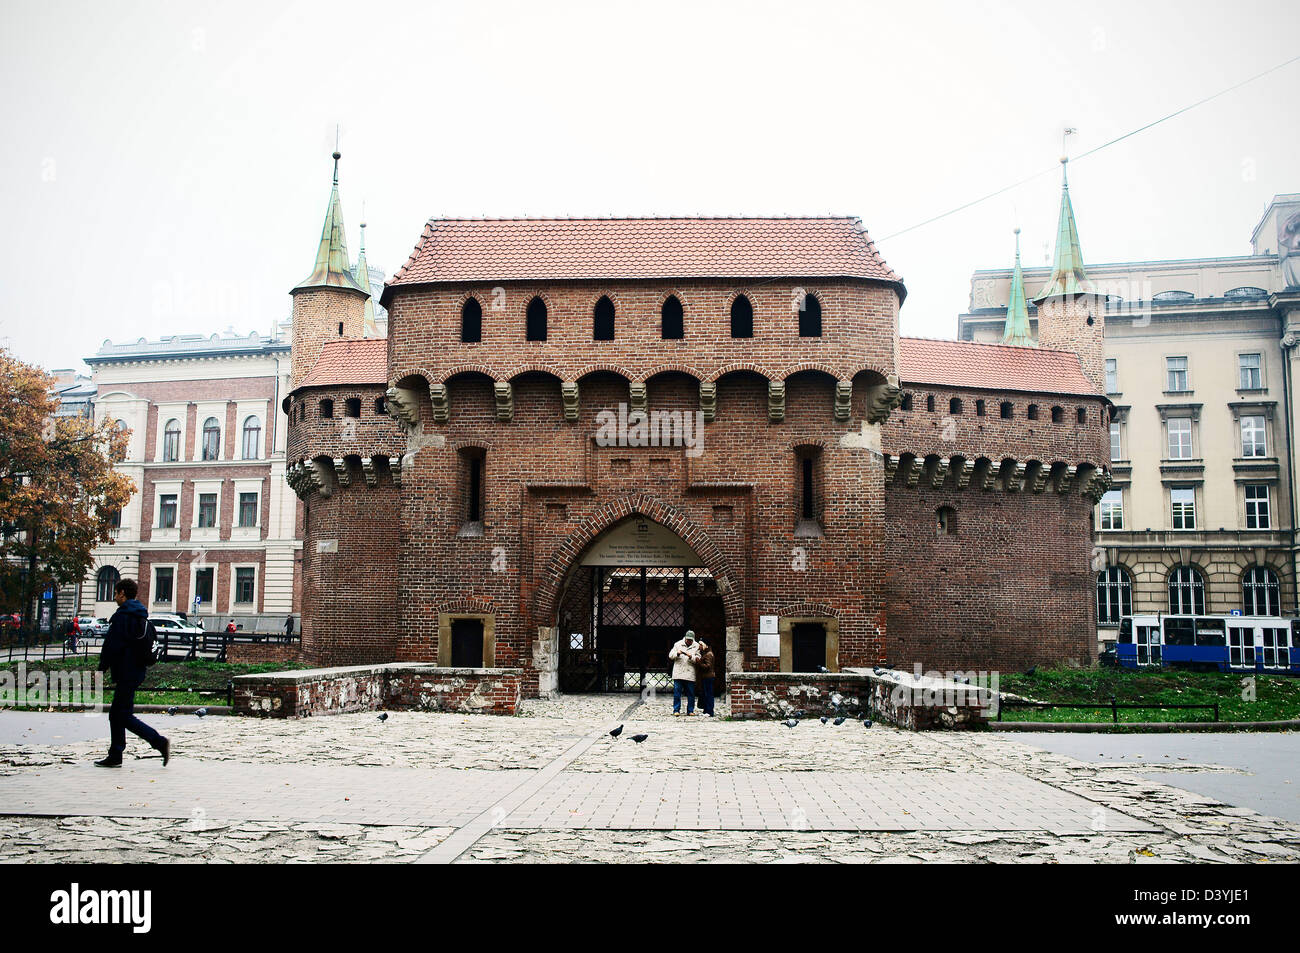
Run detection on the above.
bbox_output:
[820,716,829,725]
[818,665,829,673]
[794,710,806,719]
[784,718,798,728]
[166,707,179,716]
[195,708,208,718]
[630,734,649,744]
[377,712,388,722]
[609,724,624,739]
[873,667,884,676]
[862,719,873,728]
[833,716,846,726]
[1025,666,1037,677]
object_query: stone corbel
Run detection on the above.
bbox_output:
[954,458,975,490]
[561,381,579,422]
[494,381,514,422]
[390,454,407,488]
[866,374,903,424]
[1030,464,1050,494]
[929,457,950,489]
[699,382,717,423]
[629,382,648,416]
[1005,462,1027,492]
[361,457,378,487]
[308,459,333,498]
[883,454,898,484]
[834,379,852,421]
[1056,465,1078,494]
[904,456,923,488]
[1084,471,1113,504]
[386,385,419,429]
[333,458,351,488]
[428,383,449,423]
[768,380,786,422]
[979,462,999,492]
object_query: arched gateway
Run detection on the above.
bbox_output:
[553,516,729,694]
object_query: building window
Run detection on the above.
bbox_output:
[900,393,913,411]
[525,297,547,342]
[1051,406,1063,423]
[1000,401,1012,419]
[108,508,122,529]
[795,446,823,530]
[1245,484,1270,529]
[154,567,174,604]
[1105,358,1118,394]
[1027,404,1039,420]
[197,493,217,528]
[241,416,262,459]
[798,292,822,337]
[238,492,258,528]
[730,295,753,338]
[949,397,962,415]
[1099,489,1123,530]
[1241,415,1267,457]
[925,395,935,412]
[975,400,986,416]
[201,417,220,460]
[1166,356,1189,392]
[936,506,956,535]
[1170,487,1196,530]
[1109,421,1122,461]
[661,295,684,339]
[1243,567,1280,616]
[345,398,361,418]
[458,448,486,528]
[1167,418,1193,459]
[194,567,214,607]
[235,568,255,605]
[162,419,180,462]
[593,296,615,341]
[1239,353,1262,390]
[320,399,334,419]
[158,494,178,529]
[96,566,120,602]
[374,397,386,415]
[461,297,482,343]
[1168,566,1205,614]
[1096,567,1132,624]
[1076,407,1087,425]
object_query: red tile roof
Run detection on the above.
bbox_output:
[385,217,904,297]
[898,337,1097,396]
[297,338,388,389]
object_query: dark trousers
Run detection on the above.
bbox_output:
[672,679,696,713]
[699,677,715,715]
[109,680,163,755]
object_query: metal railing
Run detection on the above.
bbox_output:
[996,696,1219,723]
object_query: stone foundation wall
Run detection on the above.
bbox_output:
[727,670,989,730]
[231,663,522,718]
[223,641,302,665]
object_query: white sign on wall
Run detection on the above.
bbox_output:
[580,518,702,567]
[757,632,780,657]
[759,615,778,634]
[316,539,338,554]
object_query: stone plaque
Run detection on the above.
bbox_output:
[757,632,780,657]
[316,539,338,554]
[580,518,702,567]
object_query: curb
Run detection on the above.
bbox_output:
[993,719,1300,733]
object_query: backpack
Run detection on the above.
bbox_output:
[134,618,161,668]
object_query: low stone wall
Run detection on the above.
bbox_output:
[727,670,991,730]
[231,663,522,718]
[224,641,302,665]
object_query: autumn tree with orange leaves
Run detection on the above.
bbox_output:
[0,349,134,639]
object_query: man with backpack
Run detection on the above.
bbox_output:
[95,577,169,768]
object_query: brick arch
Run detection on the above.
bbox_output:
[436,595,498,615]
[533,493,744,627]
[847,364,891,383]
[771,601,841,620]
[781,363,840,381]
[638,363,705,383]
[504,364,565,382]
[432,364,499,384]
[708,362,776,383]
[575,363,636,383]
[392,368,435,389]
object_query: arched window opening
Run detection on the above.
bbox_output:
[96,566,121,603]
[949,398,963,415]
[730,295,753,338]
[320,399,334,419]
[925,395,935,412]
[975,400,986,417]
[900,393,913,411]
[593,296,615,341]
[345,398,361,418]
[1243,567,1281,616]
[798,292,822,337]
[162,418,180,462]
[241,416,262,459]
[1077,407,1087,424]
[1051,406,1063,423]
[1027,404,1039,420]
[1096,567,1132,624]
[201,417,221,461]
[936,506,957,535]
[375,397,386,416]
[1168,566,1206,615]
[1000,401,1013,419]
[661,296,684,339]
[461,297,483,343]
[525,297,547,342]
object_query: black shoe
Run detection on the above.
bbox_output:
[157,738,170,767]
[94,755,122,768]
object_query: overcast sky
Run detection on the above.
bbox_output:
[2,0,1297,374]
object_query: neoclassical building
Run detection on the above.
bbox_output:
[284,154,1111,694]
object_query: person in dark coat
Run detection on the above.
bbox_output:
[284,615,295,641]
[695,639,717,717]
[96,578,169,768]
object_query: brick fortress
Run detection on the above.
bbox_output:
[283,153,1112,696]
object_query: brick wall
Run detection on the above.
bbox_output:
[286,383,405,463]
[291,288,366,388]
[727,671,989,729]
[224,641,302,665]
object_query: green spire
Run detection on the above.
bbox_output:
[293,151,368,296]
[1033,157,1092,301]
[1002,228,1034,346]
[355,218,379,336]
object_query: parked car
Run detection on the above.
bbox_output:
[71,616,102,635]
[149,614,204,641]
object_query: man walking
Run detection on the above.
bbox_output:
[668,629,700,716]
[96,578,169,768]
[284,614,295,642]
[695,638,716,717]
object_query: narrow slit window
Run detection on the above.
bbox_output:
[730,295,753,338]
[661,295,684,339]
[526,297,547,342]
[593,296,615,341]
[461,298,483,343]
[798,292,822,337]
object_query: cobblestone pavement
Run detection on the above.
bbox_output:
[2,695,1299,863]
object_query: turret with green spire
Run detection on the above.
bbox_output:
[354,219,380,337]
[294,151,368,296]
[1033,157,1092,302]
[1001,228,1034,346]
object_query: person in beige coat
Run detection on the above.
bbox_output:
[668,630,700,715]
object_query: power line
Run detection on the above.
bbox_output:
[880,53,1300,242]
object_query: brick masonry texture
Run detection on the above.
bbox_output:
[726,672,989,729]
[231,664,521,717]
[285,258,1109,692]
[223,642,302,665]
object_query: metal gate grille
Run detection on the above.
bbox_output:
[558,566,725,693]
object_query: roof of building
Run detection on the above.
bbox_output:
[87,330,289,364]
[294,153,368,297]
[296,338,388,390]
[1033,159,1093,301]
[1001,229,1032,346]
[898,337,1096,396]
[383,216,904,301]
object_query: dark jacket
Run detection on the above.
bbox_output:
[695,645,716,679]
[98,599,149,685]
